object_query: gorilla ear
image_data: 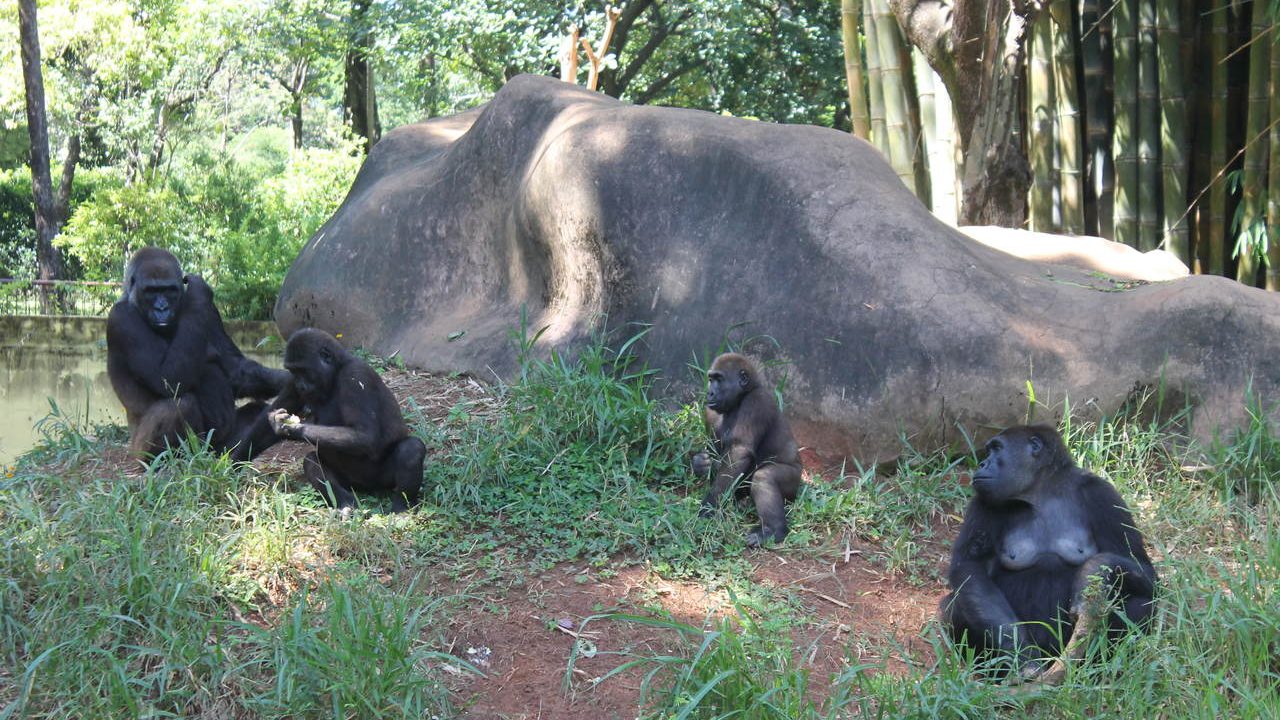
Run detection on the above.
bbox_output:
[1028,435,1044,456]
[738,369,750,388]
[319,345,335,363]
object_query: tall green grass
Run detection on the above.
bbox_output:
[0,431,470,718]
[587,401,1280,719]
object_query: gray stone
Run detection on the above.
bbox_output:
[276,74,1280,462]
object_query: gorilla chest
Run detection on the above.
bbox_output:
[999,500,1097,571]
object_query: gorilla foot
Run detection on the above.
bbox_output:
[745,525,787,548]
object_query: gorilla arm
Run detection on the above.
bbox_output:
[945,500,1023,650]
[106,289,210,402]
[189,273,290,399]
[1077,476,1157,598]
[280,371,384,458]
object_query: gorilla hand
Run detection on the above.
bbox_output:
[268,408,303,439]
[691,451,711,480]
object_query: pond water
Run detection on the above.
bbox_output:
[0,343,122,465]
[0,319,283,466]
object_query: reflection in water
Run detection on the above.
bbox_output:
[0,344,122,465]
[0,343,280,465]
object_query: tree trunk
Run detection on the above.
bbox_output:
[1156,0,1188,263]
[344,0,381,153]
[891,0,1041,227]
[17,0,64,288]
[842,0,871,139]
[1238,0,1270,286]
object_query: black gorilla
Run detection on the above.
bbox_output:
[106,247,288,456]
[941,424,1156,678]
[232,329,427,513]
[693,353,802,547]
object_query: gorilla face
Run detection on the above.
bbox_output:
[284,331,341,404]
[138,279,183,329]
[126,250,186,332]
[706,366,748,413]
[971,432,1044,503]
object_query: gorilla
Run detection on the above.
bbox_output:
[232,329,427,513]
[941,424,1157,680]
[692,353,802,547]
[106,247,288,456]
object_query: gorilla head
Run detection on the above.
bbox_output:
[971,424,1073,504]
[706,353,759,413]
[283,328,350,404]
[125,247,184,332]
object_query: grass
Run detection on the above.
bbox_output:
[587,401,1280,719]
[2,331,1279,717]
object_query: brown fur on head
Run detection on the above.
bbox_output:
[706,352,761,413]
[997,424,1074,473]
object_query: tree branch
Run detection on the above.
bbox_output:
[634,57,704,105]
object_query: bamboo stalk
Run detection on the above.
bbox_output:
[868,0,917,192]
[1112,0,1139,247]
[863,1,888,159]
[897,37,930,200]
[1029,12,1058,232]
[1268,7,1280,289]
[1206,0,1228,275]
[1156,0,1188,262]
[930,60,958,224]
[1051,0,1084,234]
[915,49,956,222]
[1078,0,1108,237]
[1238,0,1270,285]
[1135,0,1161,250]
[841,0,871,139]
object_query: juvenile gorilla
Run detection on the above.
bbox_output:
[107,247,288,456]
[941,424,1156,678]
[233,329,426,512]
[692,353,802,547]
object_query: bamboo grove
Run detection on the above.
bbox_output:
[842,0,1280,290]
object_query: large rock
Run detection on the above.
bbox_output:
[276,74,1280,462]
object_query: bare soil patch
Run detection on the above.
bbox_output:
[69,368,953,718]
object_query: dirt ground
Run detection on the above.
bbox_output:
[87,368,948,718]
[376,369,946,718]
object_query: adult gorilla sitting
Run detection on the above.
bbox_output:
[106,247,288,456]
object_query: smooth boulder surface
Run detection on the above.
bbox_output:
[959,226,1190,282]
[277,74,1280,462]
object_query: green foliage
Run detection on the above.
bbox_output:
[243,579,471,719]
[574,595,825,720]
[591,408,1280,719]
[51,140,359,318]
[418,326,733,578]
[0,425,465,718]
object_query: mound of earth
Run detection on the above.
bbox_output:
[276,74,1280,462]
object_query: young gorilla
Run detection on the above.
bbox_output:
[941,424,1156,680]
[232,329,427,513]
[107,247,288,456]
[692,353,802,547]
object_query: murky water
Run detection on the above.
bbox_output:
[0,344,122,465]
[0,320,283,466]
